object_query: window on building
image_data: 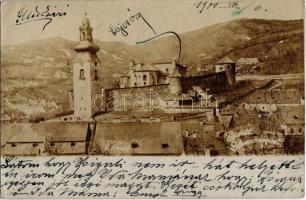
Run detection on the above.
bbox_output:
[80,69,85,79]
[94,69,98,80]
[94,61,97,66]
[131,142,139,148]
[11,143,17,147]
[71,142,76,147]
[82,32,85,39]
[33,143,38,147]
[162,143,169,149]
[144,82,146,86]
[134,82,137,86]
[166,68,169,73]
[50,143,55,147]
[143,74,147,81]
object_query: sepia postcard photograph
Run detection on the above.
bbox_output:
[0,0,304,198]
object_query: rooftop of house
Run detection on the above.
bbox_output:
[134,63,160,72]
[94,110,171,121]
[216,57,235,64]
[245,89,302,104]
[1,122,88,146]
[280,106,304,125]
[237,58,259,65]
[120,60,186,77]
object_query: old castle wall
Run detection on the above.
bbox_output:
[105,84,175,112]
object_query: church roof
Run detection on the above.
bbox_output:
[74,40,99,52]
[135,64,159,72]
[217,57,235,64]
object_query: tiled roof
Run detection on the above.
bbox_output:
[74,40,99,52]
[280,106,304,124]
[135,64,159,72]
[237,58,259,65]
[1,122,88,145]
[245,89,302,104]
[217,57,235,64]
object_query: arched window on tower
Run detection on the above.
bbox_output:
[80,69,85,79]
[82,32,86,40]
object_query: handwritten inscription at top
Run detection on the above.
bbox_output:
[109,8,156,37]
[193,0,267,15]
[15,4,70,31]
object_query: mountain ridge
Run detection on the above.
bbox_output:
[1,18,303,121]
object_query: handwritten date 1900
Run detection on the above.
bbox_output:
[193,0,265,15]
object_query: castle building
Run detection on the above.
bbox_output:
[215,57,236,85]
[63,16,236,120]
[72,14,100,120]
[119,60,186,94]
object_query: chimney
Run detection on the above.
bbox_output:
[68,90,74,111]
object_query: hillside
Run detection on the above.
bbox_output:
[1,18,304,121]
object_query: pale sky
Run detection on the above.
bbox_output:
[1,0,304,46]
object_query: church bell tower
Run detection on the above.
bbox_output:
[73,13,100,120]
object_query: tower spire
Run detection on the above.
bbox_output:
[74,13,99,53]
[72,14,100,120]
